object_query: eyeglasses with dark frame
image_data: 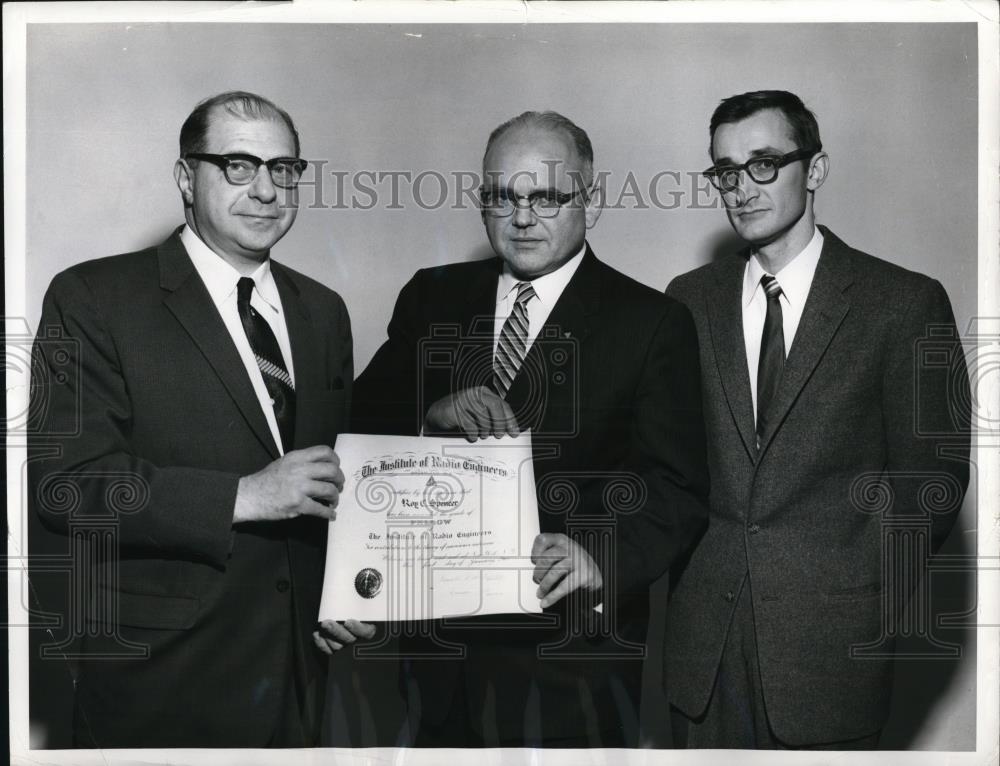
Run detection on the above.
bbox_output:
[703,148,818,192]
[479,185,590,218]
[184,152,308,189]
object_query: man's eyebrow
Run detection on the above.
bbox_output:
[713,147,786,166]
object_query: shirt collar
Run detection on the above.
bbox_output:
[496,242,587,309]
[742,227,824,308]
[180,225,281,311]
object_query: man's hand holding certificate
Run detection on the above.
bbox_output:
[318,432,545,622]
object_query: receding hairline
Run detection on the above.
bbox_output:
[179,91,301,158]
[481,123,593,184]
[201,101,296,147]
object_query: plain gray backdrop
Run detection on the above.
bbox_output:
[23,22,979,750]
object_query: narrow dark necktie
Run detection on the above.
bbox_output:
[756,274,785,448]
[493,281,536,399]
[236,277,296,452]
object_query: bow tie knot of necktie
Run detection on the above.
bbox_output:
[493,281,537,399]
[756,274,785,449]
[236,277,296,452]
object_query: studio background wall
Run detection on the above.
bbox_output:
[22,22,979,750]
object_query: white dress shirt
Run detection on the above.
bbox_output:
[742,227,824,422]
[181,225,295,454]
[493,244,587,354]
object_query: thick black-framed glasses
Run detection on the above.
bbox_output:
[184,152,308,189]
[479,186,589,218]
[703,148,818,192]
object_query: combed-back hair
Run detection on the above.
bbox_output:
[709,90,822,158]
[179,91,300,157]
[483,110,594,187]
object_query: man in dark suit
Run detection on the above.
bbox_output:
[351,111,710,747]
[29,91,372,748]
[665,90,971,749]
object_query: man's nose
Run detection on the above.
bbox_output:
[725,171,758,207]
[247,164,278,202]
[511,200,535,227]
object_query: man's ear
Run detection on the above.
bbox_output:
[806,151,829,192]
[174,159,195,206]
[584,182,604,229]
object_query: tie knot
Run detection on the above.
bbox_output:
[761,274,782,301]
[514,282,536,305]
[237,277,255,307]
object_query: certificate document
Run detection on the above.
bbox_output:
[318,432,543,622]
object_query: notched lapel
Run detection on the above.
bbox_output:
[273,265,327,450]
[505,249,598,430]
[756,235,853,455]
[455,260,502,392]
[707,254,757,459]
[159,234,281,459]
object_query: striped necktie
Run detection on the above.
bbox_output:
[236,277,296,452]
[494,281,536,399]
[756,274,785,448]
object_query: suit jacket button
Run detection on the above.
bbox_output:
[275,579,291,593]
[724,591,735,602]
[748,523,760,534]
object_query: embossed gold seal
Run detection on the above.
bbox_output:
[355,568,383,599]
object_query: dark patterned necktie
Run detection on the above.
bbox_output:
[756,274,785,448]
[236,277,296,452]
[494,281,536,399]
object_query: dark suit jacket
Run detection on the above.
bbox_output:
[28,230,352,747]
[665,226,970,745]
[352,246,710,743]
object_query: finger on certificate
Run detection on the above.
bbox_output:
[503,401,520,437]
[457,409,481,442]
[344,619,376,639]
[540,577,574,608]
[536,556,571,596]
[532,546,566,582]
[319,619,359,644]
[301,497,337,521]
[307,479,340,506]
[531,532,565,563]
[483,394,516,438]
[312,629,341,655]
[470,390,495,440]
[453,388,487,441]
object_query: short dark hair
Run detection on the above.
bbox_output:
[483,111,594,187]
[708,90,822,158]
[179,91,300,158]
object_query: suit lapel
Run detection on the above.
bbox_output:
[756,228,853,456]
[707,252,757,459]
[462,258,504,338]
[159,232,281,459]
[447,258,503,396]
[506,247,598,431]
[536,247,598,346]
[272,263,325,450]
